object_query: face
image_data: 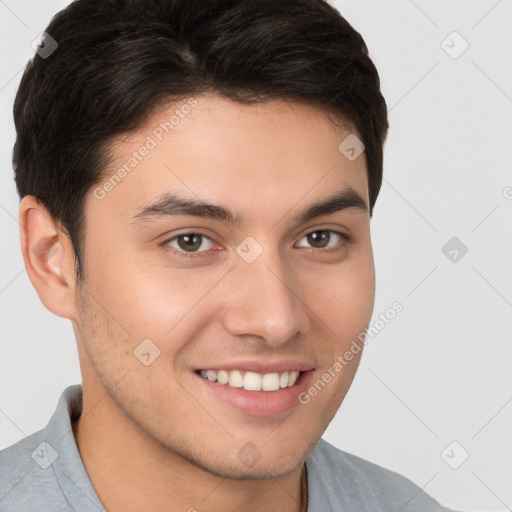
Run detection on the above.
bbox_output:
[73,93,375,479]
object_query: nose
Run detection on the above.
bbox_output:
[220,249,310,347]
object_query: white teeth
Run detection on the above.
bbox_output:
[288,371,299,386]
[262,373,280,391]
[199,369,302,391]
[244,372,261,391]
[217,370,229,385]
[229,370,244,388]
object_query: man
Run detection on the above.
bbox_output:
[0,0,454,510]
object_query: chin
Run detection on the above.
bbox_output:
[181,444,305,481]
[205,459,302,481]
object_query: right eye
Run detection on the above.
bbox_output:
[163,233,215,255]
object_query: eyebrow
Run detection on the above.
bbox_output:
[131,187,368,227]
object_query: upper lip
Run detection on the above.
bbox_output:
[195,358,316,374]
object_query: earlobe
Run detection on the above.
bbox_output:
[19,195,77,319]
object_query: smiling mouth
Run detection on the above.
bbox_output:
[195,369,305,392]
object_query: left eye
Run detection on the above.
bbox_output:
[296,229,346,249]
[166,233,214,253]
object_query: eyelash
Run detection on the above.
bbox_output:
[160,229,351,259]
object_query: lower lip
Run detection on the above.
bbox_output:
[195,371,315,416]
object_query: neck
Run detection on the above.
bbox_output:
[72,387,308,512]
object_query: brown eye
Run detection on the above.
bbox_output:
[306,230,330,248]
[296,229,348,250]
[167,233,213,253]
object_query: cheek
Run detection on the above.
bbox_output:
[85,254,228,352]
[297,253,375,338]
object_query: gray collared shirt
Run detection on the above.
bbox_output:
[0,385,454,511]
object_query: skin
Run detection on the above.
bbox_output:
[20,93,375,512]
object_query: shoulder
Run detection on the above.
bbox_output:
[0,385,86,512]
[0,429,71,511]
[307,438,456,511]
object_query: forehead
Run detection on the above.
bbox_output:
[88,93,369,225]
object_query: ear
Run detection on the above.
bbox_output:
[19,195,78,319]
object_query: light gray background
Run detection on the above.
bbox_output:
[1,1,511,510]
